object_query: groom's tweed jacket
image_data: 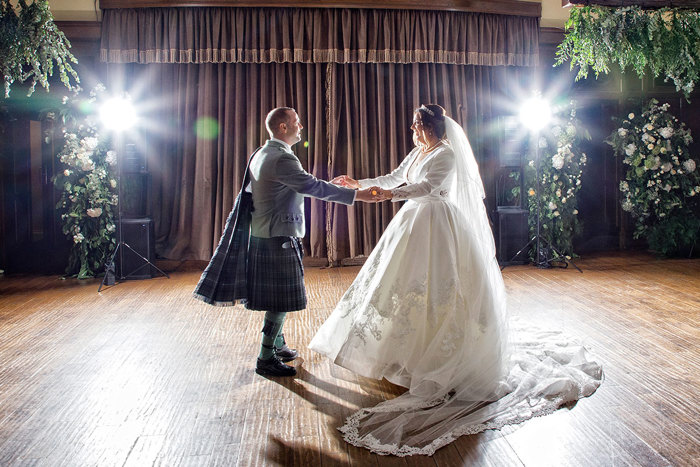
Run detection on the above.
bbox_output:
[193,140,355,308]
[249,140,355,237]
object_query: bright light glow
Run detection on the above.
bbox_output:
[519,96,551,132]
[99,96,137,132]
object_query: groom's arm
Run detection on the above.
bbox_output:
[276,153,356,205]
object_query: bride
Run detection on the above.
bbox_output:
[309,104,603,456]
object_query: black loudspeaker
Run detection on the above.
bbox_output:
[496,207,529,265]
[116,217,156,279]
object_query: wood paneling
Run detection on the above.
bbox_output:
[0,253,697,464]
[98,0,542,16]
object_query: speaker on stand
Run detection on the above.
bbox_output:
[495,116,529,266]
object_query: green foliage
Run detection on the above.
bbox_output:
[0,0,79,97]
[556,6,700,98]
[51,84,119,278]
[522,102,590,259]
[606,99,700,257]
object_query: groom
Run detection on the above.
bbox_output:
[246,107,380,377]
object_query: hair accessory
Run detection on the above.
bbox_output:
[419,105,435,116]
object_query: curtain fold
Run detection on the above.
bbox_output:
[326,62,533,262]
[108,62,328,260]
[100,7,539,66]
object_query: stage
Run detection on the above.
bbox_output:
[0,252,697,466]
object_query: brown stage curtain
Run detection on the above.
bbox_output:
[100,7,539,66]
[326,62,532,262]
[108,62,329,260]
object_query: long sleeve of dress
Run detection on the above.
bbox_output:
[390,149,455,202]
[357,150,417,190]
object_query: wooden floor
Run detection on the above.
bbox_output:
[0,252,698,466]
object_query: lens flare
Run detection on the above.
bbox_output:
[194,117,220,140]
[303,141,309,148]
[99,97,137,132]
[519,96,551,132]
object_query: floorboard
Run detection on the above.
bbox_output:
[0,252,697,465]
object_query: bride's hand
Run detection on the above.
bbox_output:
[331,175,360,189]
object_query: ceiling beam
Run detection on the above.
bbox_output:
[99,0,541,17]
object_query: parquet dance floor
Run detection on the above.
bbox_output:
[0,252,697,466]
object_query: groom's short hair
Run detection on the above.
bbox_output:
[266,107,295,136]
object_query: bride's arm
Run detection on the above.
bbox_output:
[389,149,455,202]
[356,150,417,190]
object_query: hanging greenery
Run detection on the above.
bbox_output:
[555,6,700,98]
[0,0,79,97]
[606,99,700,257]
[51,84,119,279]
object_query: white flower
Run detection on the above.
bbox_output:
[576,179,581,186]
[553,175,559,181]
[552,126,562,137]
[647,143,654,150]
[659,127,674,139]
[552,155,565,170]
[671,169,676,175]
[63,169,71,176]
[663,184,672,192]
[107,223,116,232]
[73,233,84,243]
[82,137,99,150]
[106,150,117,166]
[573,209,579,215]
[625,144,636,156]
[110,179,117,188]
[566,125,576,137]
[618,128,628,137]
[628,113,635,119]
[620,181,629,192]
[683,159,696,172]
[528,160,535,167]
[548,201,557,211]
[553,211,560,217]
[660,147,667,154]
[561,197,567,203]
[661,162,672,172]
[621,200,633,212]
[538,137,548,148]
[556,189,562,197]
[87,207,103,217]
[644,123,654,131]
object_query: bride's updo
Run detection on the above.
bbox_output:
[416,104,447,139]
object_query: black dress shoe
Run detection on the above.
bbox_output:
[275,344,299,362]
[255,355,297,377]
[274,334,299,362]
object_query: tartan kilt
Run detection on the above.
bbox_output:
[245,236,307,313]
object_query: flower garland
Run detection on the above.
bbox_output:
[52,84,118,278]
[0,0,79,97]
[556,6,700,98]
[521,102,589,259]
[606,99,700,256]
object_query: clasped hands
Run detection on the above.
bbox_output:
[331,175,391,202]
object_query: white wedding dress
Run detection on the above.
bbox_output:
[309,118,603,456]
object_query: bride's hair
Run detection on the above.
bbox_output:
[416,104,447,139]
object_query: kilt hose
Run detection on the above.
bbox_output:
[245,235,307,313]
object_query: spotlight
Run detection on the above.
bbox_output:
[519,95,551,132]
[99,96,137,132]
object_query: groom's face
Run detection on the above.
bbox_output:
[281,110,303,145]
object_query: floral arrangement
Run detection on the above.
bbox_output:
[0,0,79,97]
[555,6,700,98]
[606,99,700,256]
[519,102,590,259]
[51,84,118,278]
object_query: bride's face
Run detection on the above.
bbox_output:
[410,112,428,147]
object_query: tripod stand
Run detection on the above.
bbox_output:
[501,129,582,273]
[98,141,169,292]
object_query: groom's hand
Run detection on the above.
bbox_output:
[355,186,386,203]
[331,175,360,189]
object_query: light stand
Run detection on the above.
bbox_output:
[98,97,169,292]
[501,95,582,273]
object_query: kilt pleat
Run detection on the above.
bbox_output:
[246,236,306,313]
